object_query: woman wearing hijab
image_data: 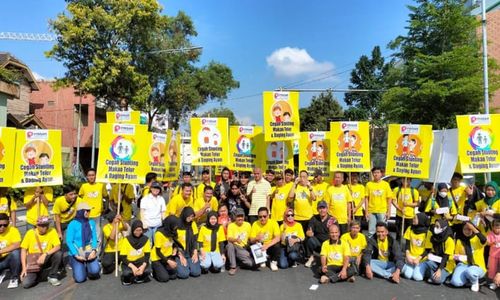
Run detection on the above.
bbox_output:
[151,216,179,282]
[476,181,500,218]
[401,212,429,280]
[414,218,455,284]
[198,211,226,273]
[425,183,457,224]
[65,202,100,283]
[450,222,487,292]
[119,220,151,285]
[176,206,201,279]
[278,208,304,269]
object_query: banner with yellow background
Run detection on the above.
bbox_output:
[330,121,371,172]
[164,130,181,181]
[106,111,142,124]
[457,114,500,173]
[147,131,167,180]
[96,123,148,183]
[229,125,263,171]
[258,136,293,173]
[190,118,229,166]
[12,129,63,188]
[386,124,433,178]
[299,131,332,179]
[0,127,17,187]
[263,91,300,141]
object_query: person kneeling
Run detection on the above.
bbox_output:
[198,211,226,273]
[319,224,355,284]
[119,220,151,285]
[0,213,21,289]
[152,216,179,282]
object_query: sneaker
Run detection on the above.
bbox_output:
[319,275,330,284]
[270,261,278,271]
[489,283,497,290]
[260,263,266,268]
[347,276,356,283]
[305,256,315,268]
[48,277,61,286]
[291,262,298,268]
[228,268,237,276]
[8,279,18,289]
[0,270,7,285]
[471,281,479,292]
[121,280,132,286]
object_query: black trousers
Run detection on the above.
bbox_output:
[265,243,281,262]
[22,251,63,289]
[121,260,151,284]
[322,264,356,283]
[152,260,177,282]
[101,252,120,274]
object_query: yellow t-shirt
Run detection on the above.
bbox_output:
[79,182,108,218]
[166,194,195,217]
[119,237,151,262]
[0,226,21,258]
[350,184,365,217]
[196,182,216,200]
[23,187,54,226]
[454,235,486,272]
[102,223,125,253]
[151,231,175,262]
[293,185,313,221]
[21,228,60,254]
[193,196,219,223]
[475,199,500,214]
[227,221,251,248]
[271,185,289,222]
[173,184,196,197]
[393,187,420,218]
[425,197,458,224]
[52,196,81,224]
[110,184,135,221]
[403,227,427,258]
[377,238,390,262]
[365,181,393,214]
[280,222,305,245]
[424,234,455,273]
[325,185,352,224]
[320,240,350,267]
[312,182,329,215]
[340,232,367,258]
[177,222,199,251]
[0,196,17,217]
[197,225,226,253]
[250,219,280,244]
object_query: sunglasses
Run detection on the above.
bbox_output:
[0,223,8,228]
[286,214,294,217]
[258,215,268,219]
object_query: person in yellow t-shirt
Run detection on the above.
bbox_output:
[450,222,487,292]
[401,213,429,280]
[425,183,457,224]
[279,208,305,269]
[198,211,226,272]
[392,178,420,241]
[349,173,366,222]
[0,187,17,227]
[365,167,393,238]
[325,172,352,234]
[166,183,195,217]
[289,170,316,232]
[477,181,500,218]
[151,216,179,282]
[340,220,367,272]
[176,206,201,279]
[319,223,356,284]
[0,213,21,287]
[119,220,151,285]
[101,211,129,274]
[23,186,53,230]
[20,216,63,288]
[312,170,329,216]
[226,208,253,275]
[196,169,216,201]
[172,172,195,196]
[193,186,218,224]
[109,183,135,222]
[52,184,81,241]
[249,207,281,271]
[79,168,109,228]
[270,175,289,224]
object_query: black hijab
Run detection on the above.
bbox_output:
[458,224,478,266]
[206,211,220,252]
[158,215,179,239]
[430,218,453,256]
[179,206,195,253]
[127,220,148,250]
[435,183,450,208]
[411,212,429,235]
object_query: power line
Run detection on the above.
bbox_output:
[0,32,57,41]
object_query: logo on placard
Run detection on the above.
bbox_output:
[201,118,217,126]
[236,135,253,155]
[113,124,135,135]
[273,92,289,100]
[341,122,359,131]
[469,115,490,125]
[400,125,420,135]
[110,136,136,161]
[26,130,49,140]
[115,112,131,122]
[468,126,494,150]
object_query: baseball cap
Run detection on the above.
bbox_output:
[151,181,163,190]
[235,208,245,216]
[314,169,323,177]
[36,216,51,225]
[77,202,92,211]
[317,200,328,208]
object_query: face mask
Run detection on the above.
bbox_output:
[434,227,443,234]
[438,192,447,198]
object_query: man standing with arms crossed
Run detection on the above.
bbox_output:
[247,168,271,224]
[365,167,393,238]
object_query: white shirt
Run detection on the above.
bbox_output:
[140,194,166,227]
[247,179,272,216]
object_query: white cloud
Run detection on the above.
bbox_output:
[266,47,333,77]
[236,115,255,126]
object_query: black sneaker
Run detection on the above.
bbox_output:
[121,280,132,286]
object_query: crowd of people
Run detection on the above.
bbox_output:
[0,166,499,294]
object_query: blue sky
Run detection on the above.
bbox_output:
[0,0,413,126]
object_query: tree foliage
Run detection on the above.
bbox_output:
[200,107,240,126]
[299,91,343,131]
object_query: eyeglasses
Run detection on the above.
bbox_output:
[286,214,294,217]
[258,215,268,219]
[0,223,8,228]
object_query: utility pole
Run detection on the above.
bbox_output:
[481,0,491,182]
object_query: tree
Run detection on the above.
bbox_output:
[381,0,500,128]
[299,91,343,131]
[47,0,239,129]
[200,107,240,125]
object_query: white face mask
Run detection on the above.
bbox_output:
[434,227,444,234]
[438,192,448,198]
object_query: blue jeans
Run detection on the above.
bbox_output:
[368,213,386,238]
[418,260,450,284]
[0,249,20,278]
[370,259,396,279]
[279,247,300,269]
[144,226,159,245]
[200,252,224,270]
[176,256,201,279]
[450,263,485,287]
[402,263,425,280]
[69,256,101,283]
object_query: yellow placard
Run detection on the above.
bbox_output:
[457,114,500,173]
[263,91,300,141]
[190,118,229,166]
[330,121,371,172]
[106,111,142,124]
[299,132,332,179]
[147,131,167,180]
[258,135,294,173]
[12,129,63,188]
[164,130,181,181]
[96,123,148,183]
[0,127,17,187]
[229,126,263,171]
[386,124,433,178]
